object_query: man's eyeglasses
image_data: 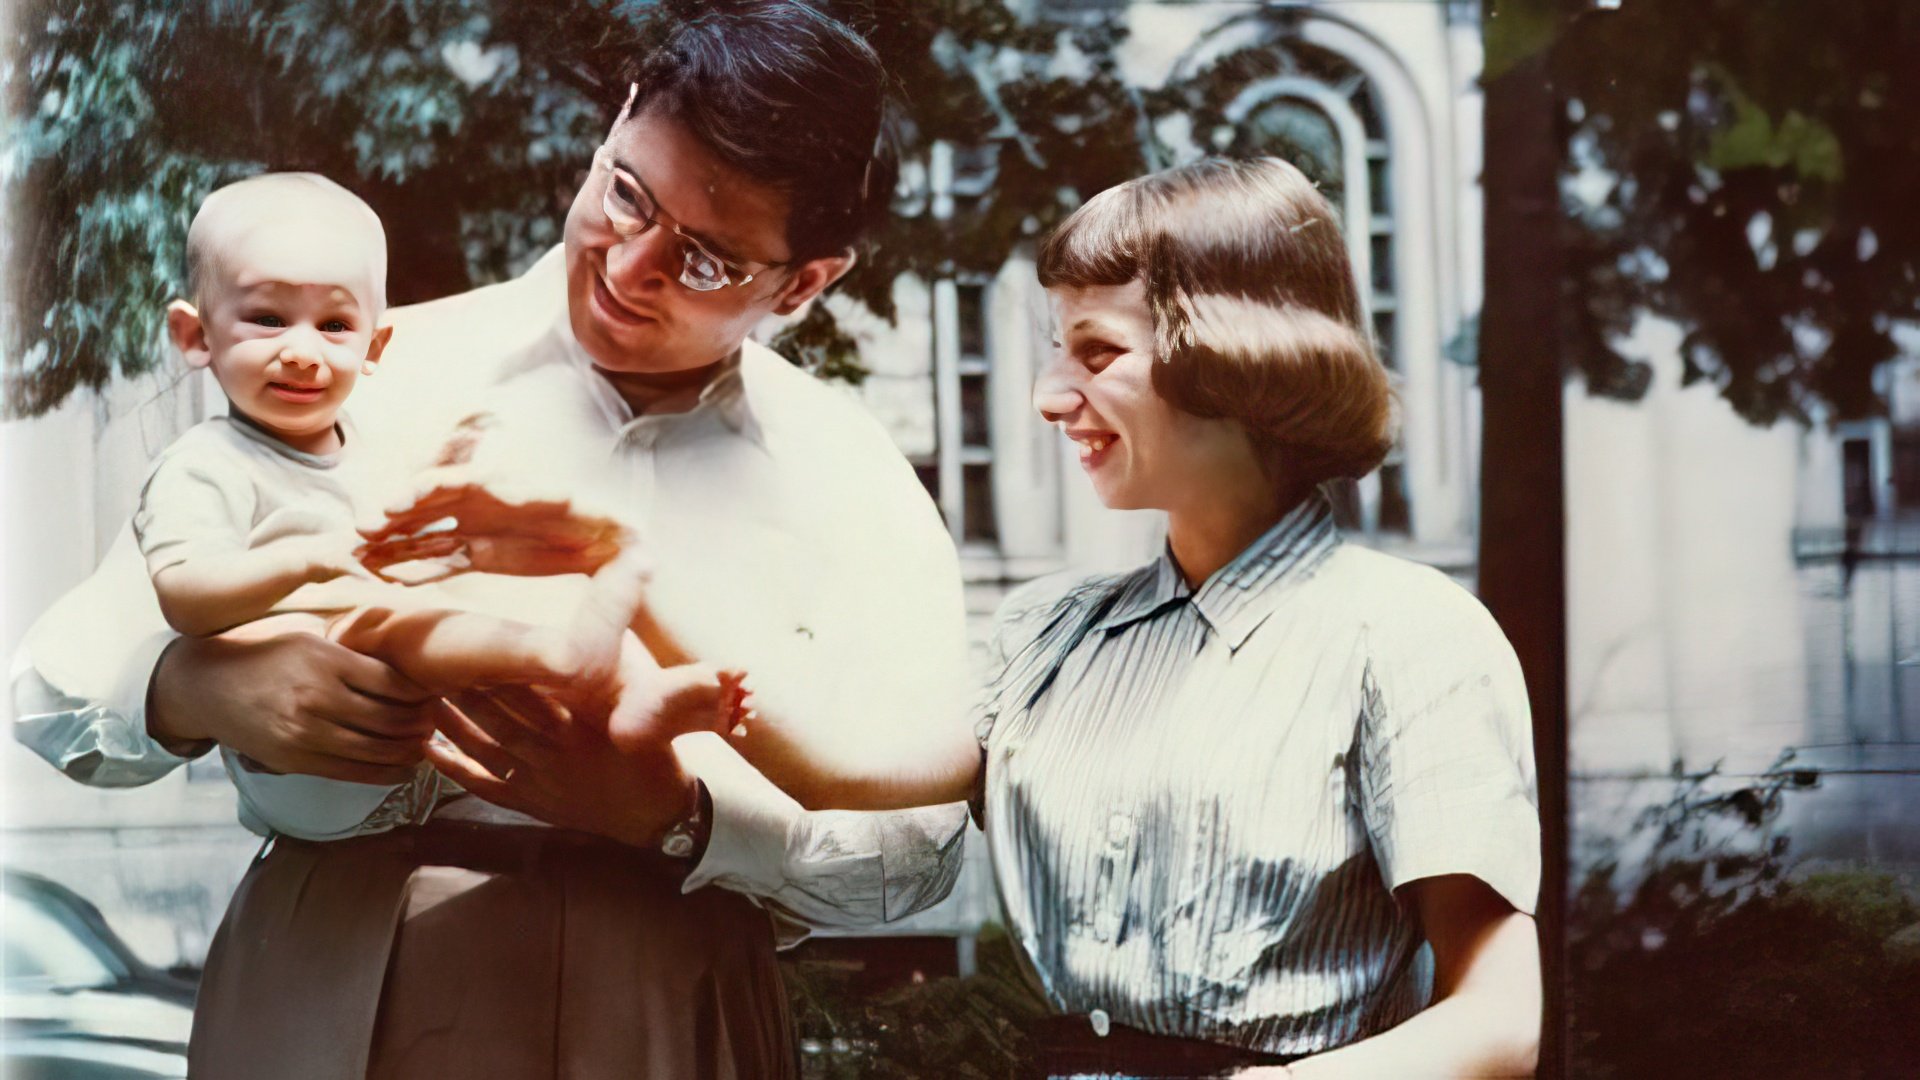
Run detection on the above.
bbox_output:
[593,145,787,293]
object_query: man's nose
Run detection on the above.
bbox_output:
[604,223,679,293]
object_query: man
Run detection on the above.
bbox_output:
[13,5,974,1076]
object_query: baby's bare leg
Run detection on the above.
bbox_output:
[328,606,605,698]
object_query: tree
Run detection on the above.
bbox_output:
[3,0,1164,416]
[1552,0,1920,426]
[1478,4,1569,1078]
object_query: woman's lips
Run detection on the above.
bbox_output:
[592,272,656,327]
[1069,431,1120,470]
[268,383,326,404]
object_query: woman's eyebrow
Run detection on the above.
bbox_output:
[1067,317,1124,339]
[611,153,749,264]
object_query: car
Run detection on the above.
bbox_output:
[3,869,195,1079]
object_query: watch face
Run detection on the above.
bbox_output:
[662,829,695,859]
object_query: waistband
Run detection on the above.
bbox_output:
[1028,1012,1300,1079]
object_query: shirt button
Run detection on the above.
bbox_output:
[1088,1009,1110,1038]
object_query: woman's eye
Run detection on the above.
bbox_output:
[250,314,286,328]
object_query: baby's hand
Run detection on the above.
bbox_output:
[273,533,378,585]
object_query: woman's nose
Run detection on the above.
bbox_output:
[1033,359,1082,424]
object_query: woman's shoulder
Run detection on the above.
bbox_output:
[1319,544,1513,654]
[987,565,1141,653]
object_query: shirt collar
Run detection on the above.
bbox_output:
[1094,489,1341,651]
[552,315,759,444]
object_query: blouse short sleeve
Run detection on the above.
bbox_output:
[132,439,256,577]
[1355,569,1541,915]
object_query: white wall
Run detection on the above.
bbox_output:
[1566,317,1812,778]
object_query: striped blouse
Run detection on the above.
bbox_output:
[975,492,1539,1057]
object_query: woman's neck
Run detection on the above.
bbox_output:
[1165,477,1308,590]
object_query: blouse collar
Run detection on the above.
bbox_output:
[1095,489,1341,651]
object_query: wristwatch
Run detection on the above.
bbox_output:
[659,781,711,860]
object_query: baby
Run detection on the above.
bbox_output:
[135,174,738,830]
[137,172,391,637]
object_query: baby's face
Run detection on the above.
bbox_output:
[195,220,385,443]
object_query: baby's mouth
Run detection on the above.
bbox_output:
[268,383,326,403]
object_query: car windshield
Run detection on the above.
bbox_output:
[3,888,123,992]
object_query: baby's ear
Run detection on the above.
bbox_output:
[166,301,211,369]
[362,323,395,375]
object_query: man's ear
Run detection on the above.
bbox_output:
[362,323,394,375]
[770,249,857,317]
[166,300,212,369]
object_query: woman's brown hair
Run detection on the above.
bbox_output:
[1036,156,1395,488]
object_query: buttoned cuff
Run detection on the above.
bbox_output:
[674,731,803,897]
[11,630,202,787]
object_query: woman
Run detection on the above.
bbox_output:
[697,156,1543,1078]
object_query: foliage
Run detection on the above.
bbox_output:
[3,0,1163,416]
[782,924,1050,1079]
[1567,752,1920,1078]
[5,0,616,416]
[6,0,1423,417]
[1547,0,1920,425]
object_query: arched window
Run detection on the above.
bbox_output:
[1218,52,1411,536]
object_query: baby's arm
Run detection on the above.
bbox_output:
[153,533,368,637]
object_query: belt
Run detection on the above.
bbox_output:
[272,816,676,879]
[1028,1011,1299,1079]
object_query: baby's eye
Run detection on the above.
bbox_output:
[321,319,352,334]
[250,314,286,328]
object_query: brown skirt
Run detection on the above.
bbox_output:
[188,817,797,1080]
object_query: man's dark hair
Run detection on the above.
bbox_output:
[630,1,895,263]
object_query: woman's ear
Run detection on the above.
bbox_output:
[166,300,212,369]
[771,249,857,317]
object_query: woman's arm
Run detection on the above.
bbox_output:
[1243,874,1541,1080]
[722,698,982,811]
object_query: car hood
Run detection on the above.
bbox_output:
[4,985,193,1052]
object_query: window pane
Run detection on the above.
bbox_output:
[1378,462,1411,534]
[961,374,990,447]
[963,463,998,543]
[913,462,941,515]
[1240,99,1342,196]
[1372,310,1396,370]
[1369,156,1391,218]
[1371,234,1394,295]
[957,283,987,358]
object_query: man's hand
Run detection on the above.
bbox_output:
[358,478,631,581]
[424,635,739,847]
[149,619,435,785]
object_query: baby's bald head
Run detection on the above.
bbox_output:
[186,173,387,313]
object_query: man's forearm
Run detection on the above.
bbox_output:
[145,637,217,755]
